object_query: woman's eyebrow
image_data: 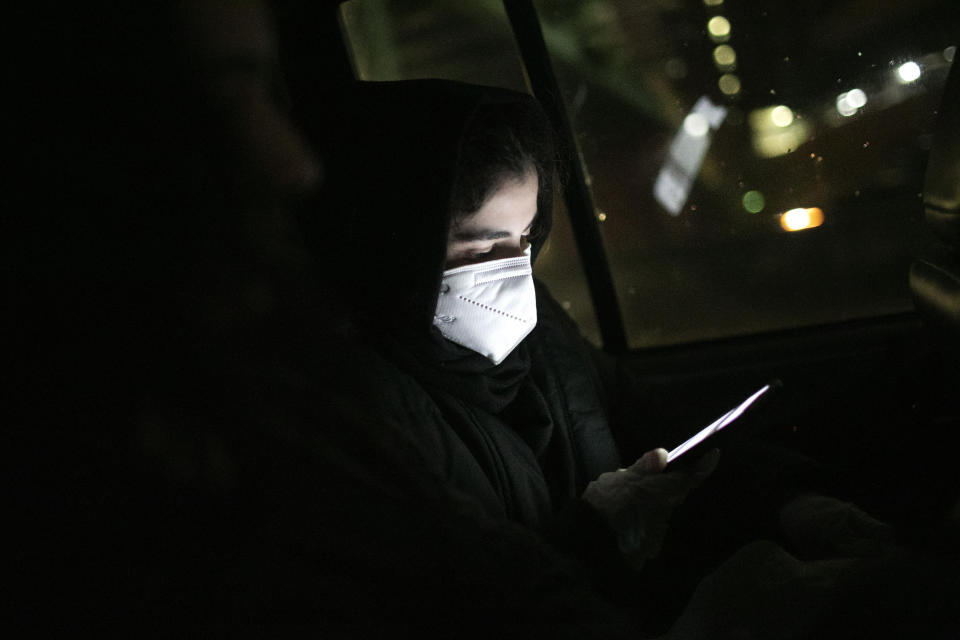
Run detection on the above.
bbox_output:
[451,214,537,242]
[451,227,511,241]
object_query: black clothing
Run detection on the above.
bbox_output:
[320,79,555,335]
[6,18,642,630]
[356,279,621,529]
[316,80,622,529]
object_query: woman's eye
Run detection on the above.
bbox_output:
[470,247,495,259]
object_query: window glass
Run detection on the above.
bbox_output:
[535,0,958,348]
[340,0,527,90]
[340,0,602,344]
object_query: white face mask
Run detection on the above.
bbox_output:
[433,247,537,365]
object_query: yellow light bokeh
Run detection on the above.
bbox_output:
[718,73,741,95]
[780,207,824,231]
[770,105,794,127]
[752,126,810,157]
[708,16,731,41]
[749,107,810,157]
[713,44,737,70]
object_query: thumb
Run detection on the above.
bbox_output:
[630,448,669,474]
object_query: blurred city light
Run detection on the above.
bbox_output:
[945,46,956,62]
[896,61,921,83]
[750,106,810,157]
[836,88,868,117]
[742,190,765,213]
[718,73,741,95]
[683,112,710,137]
[654,96,728,215]
[713,44,737,70]
[780,207,824,231]
[708,16,731,42]
[770,105,794,127]
[703,0,724,6]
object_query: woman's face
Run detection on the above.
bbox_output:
[445,170,539,270]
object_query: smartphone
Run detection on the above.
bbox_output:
[666,380,781,465]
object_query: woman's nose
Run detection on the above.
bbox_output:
[495,236,529,260]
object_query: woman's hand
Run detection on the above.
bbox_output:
[582,448,719,570]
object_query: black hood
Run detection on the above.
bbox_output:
[316,79,555,339]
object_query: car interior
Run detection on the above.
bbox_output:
[277,0,960,540]
[9,1,960,633]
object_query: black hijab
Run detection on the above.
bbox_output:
[318,79,557,414]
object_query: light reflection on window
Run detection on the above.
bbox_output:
[535,0,958,347]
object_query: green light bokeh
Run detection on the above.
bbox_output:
[742,190,765,213]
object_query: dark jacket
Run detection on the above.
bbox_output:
[355,279,623,528]
[316,79,623,530]
[4,10,645,634]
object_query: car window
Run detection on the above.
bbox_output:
[533,0,958,347]
[341,0,958,349]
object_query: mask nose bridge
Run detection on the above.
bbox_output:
[473,259,532,285]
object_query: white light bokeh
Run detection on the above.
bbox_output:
[896,61,921,83]
[836,88,867,117]
[683,113,710,137]
[771,105,794,127]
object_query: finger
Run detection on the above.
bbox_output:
[630,448,668,474]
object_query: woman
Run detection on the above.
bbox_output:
[6,12,642,635]
[315,78,960,639]
[314,79,713,581]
